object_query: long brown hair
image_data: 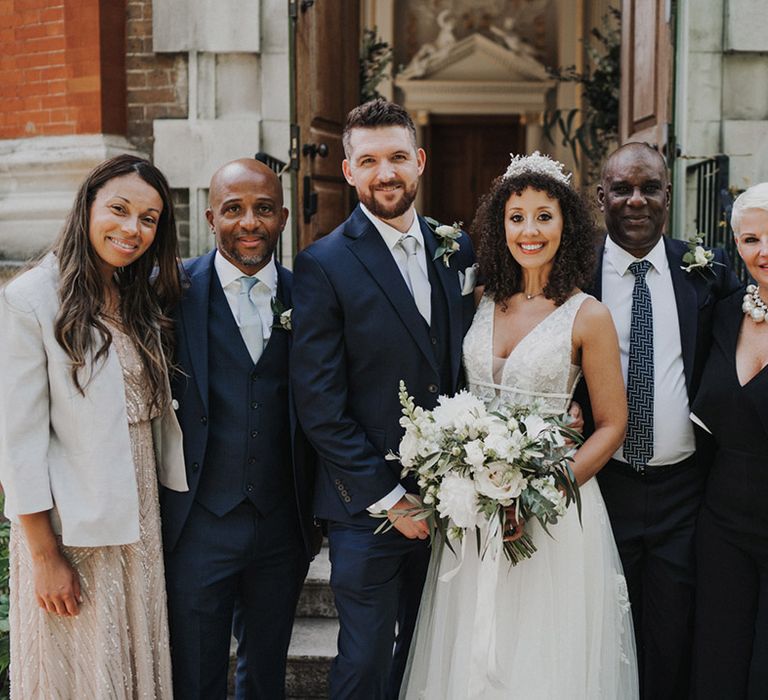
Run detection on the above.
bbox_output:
[54,154,181,412]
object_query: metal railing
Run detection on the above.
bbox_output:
[686,155,748,282]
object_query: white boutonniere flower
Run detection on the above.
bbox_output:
[270,298,292,331]
[425,217,462,267]
[680,235,723,276]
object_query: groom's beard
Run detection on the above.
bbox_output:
[359,178,419,220]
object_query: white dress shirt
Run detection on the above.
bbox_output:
[601,236,695,465]
[214,250,277,345]
[360,204,432,512]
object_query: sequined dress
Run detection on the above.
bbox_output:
[9,323,173,699]
[402,294,638,699]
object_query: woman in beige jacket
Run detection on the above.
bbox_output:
[0,154,187,699]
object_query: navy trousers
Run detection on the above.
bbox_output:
[327,521,430,700]
[165,500,309,699]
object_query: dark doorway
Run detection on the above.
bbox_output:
[423,115,525,235]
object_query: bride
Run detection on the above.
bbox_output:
[401,153,639,699]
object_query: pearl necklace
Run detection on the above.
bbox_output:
[742,284,767,323]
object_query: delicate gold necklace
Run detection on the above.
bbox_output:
[743,284,767,323]
[523,291,544,301]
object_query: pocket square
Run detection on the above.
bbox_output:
[459,264,478,296]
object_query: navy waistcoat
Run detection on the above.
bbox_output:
[195,278,292,516]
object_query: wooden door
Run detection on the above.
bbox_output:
[425,115,524,234]
[619,0,673,150]
[294,1,360,250]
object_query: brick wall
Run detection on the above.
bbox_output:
[125,0,187,156]
[0,0,126,138]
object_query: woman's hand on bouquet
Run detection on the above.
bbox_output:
[32,548,82,617]
[503,507,525,542]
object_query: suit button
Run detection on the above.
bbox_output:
[334,478,341,485]
[427,384,438,393]
[251,430,259,438]
[248,457,256,465]
[251,372,260,381]
[431,336,437,345]
[171,399,179,410]
[251,401,260,409]
[200,416,207,425]
[344,496,351,503]
[246,483,254,492]
[191,462,199,472]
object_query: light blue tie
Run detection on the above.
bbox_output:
[238,276,264,364]
[623,260,654,472]
[398,234,431,324]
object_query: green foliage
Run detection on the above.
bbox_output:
[543,8,621,174]
[0,494,9,700]
[360,27,393,103]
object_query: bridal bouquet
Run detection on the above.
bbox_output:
[380,382,581,565]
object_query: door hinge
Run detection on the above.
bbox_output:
[289,124,300,171]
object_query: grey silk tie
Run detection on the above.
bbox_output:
[398,234,431,325]
[238,276,264,364]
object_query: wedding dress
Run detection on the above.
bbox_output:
[401,293,639,699]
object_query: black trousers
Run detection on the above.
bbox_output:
[693,505,768,700]
[597,456,703,700]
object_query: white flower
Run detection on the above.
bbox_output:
[694,246,709,266]
[483,433,514,460]
[463,439,486,470]
[398,429,420,468]
[523,414,549,439]
[436,474,480,529]
[530,475,567,516]
[431,390,486,433]
[435,224,457,238]
[474,462,526,503]
[279,309,292,330]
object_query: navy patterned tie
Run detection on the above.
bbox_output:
[624,260,654,471]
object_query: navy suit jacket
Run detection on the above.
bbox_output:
[576,235,741,455]
[160,250,317,554]
[291,206,476,526]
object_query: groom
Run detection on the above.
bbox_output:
[291,99,476,699]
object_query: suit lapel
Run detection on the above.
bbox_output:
[180,250,215,413]
[666,237,698,391]
[589,239,606,300]
[345,207,437,370]
[421,217,463,385]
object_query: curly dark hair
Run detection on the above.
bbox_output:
[473,171,598,306]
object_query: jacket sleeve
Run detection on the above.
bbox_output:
[0,288,54,518]
[290,249,400,515]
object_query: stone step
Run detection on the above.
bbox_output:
[296,544,336,618]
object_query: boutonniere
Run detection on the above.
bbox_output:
[425,217,462,267]
[270,298,292,331]
[680,234,724,276]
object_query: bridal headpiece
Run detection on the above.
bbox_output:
[502,151,572,186]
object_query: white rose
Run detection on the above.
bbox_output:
[694,246,709,266]
[398,429,420,468]
[436,474,480,529]
[463,439,486,470]
[474,463,526,503]
[483,433,514,460]
[436,224,457,237]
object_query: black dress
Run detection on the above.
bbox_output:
[691,290,768,700]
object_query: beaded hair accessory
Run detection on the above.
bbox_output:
[502,150,572,186]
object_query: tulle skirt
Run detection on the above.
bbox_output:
[401,479,639,699]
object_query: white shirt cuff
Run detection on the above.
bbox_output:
[367,484,407,514]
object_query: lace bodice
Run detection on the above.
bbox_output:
[463,293,590,415]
